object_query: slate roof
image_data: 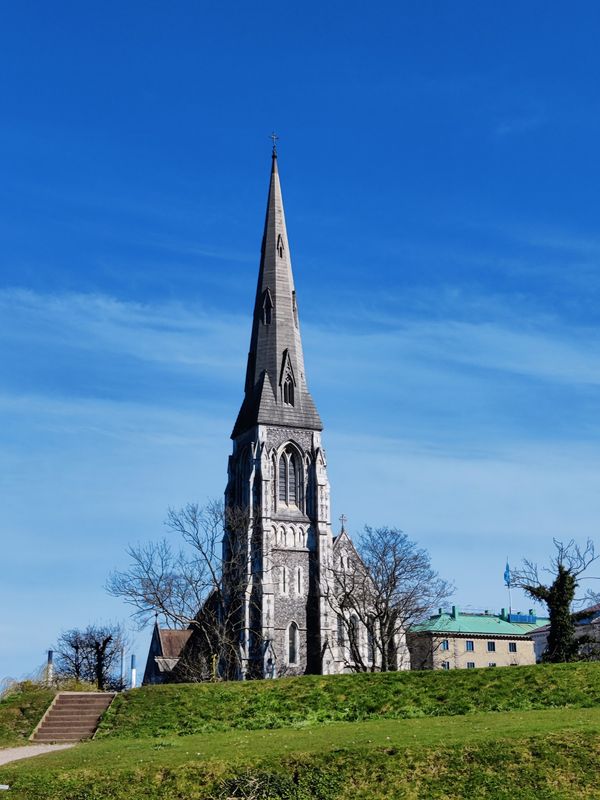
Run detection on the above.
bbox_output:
[232,152,322,438]
[157,628,193,659]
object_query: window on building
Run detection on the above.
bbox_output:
[487,641,496,653]
[465,640,474,652]
[278,447,300,507]
[261,289,273,325]
[296,567,302,594]
[466,662,475,669]
[337,615,345,647]
[367,623,376,664]
[288,452,297,503]
[440,639,449,651]
[441,661,450,670]
[279,458,287,503]
[281,566,288,595]
[288,622,298,664]
[488,662,497,667]
[349,614,359,647]
[283,375,294,406]
[508,642,517,653]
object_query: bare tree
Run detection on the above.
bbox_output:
[54,628,88,681]
[107,500,252,680]
[328,527,453,672]
[54,623,127,690]
[512,538,598,662]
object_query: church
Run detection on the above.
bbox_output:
[224,146,340,678]
[144,149,404,683]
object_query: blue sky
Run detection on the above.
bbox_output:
[2,2,600,680]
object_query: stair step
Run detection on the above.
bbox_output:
[55,701,113,707]
[38,730,96,737]
[46,710,108,716]
[31,692,116,743]
[35,734,91,742]
[39,720,98,731]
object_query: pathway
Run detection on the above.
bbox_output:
[0,743,74,766]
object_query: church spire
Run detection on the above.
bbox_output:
[232,151,322,438]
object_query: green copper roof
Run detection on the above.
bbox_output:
[411,610,550,637]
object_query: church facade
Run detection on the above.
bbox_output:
[224,149,339,678]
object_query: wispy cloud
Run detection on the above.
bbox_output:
[3,286,599,487]
[0,287,248,373]
[494,114,545,138]
[5,286,600,394]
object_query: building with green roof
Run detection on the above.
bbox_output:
[408,607,549,670]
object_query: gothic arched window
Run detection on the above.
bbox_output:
[337,615,345,647]
[278,447,301,508]
[349,615,360,651]
[367,619,376,664]
[288,622,298,664]
[283,375,294,406]
[261,289,273,325]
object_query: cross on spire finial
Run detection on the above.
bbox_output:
[339,514,348,533]
[269,131,279,155]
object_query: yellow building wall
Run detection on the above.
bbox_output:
[431,635,536,669]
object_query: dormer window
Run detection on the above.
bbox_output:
[283,375,294,406]
[279,350,296,406]
[277,234,284,258]
[261,289,273,325]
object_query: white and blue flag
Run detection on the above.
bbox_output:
[504,560,511,588]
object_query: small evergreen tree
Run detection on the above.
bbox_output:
[514,539,597,663]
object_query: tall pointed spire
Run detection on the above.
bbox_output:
[232,152,322,438]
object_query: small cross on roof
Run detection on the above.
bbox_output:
[269,131,279,154]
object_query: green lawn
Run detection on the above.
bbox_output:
[4,664,600,798]
[98,661,600,738]
[3,707,600,798]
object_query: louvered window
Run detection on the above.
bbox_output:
[279,458,287,502]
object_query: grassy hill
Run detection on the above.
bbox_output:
[3,664,600,799]
[0,682,56,748]
[97,661,600,738]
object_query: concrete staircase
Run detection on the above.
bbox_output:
[31,692,116,742]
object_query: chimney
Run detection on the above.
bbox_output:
[451,606,459,619]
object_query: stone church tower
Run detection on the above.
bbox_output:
[224,149,336,679]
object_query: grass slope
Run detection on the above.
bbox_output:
[0,682,55,748]
[3,707,600,798]
[98,661,600,738]
[4,665,600,798]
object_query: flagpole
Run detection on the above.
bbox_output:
[505,557,512,617]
